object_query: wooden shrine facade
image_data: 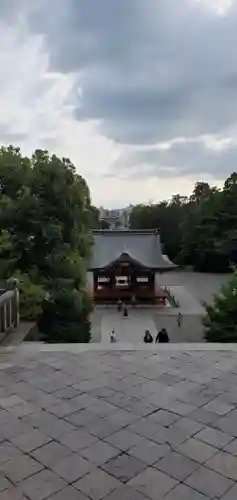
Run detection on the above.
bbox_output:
[92,253,167,304]
[89,230,176,304]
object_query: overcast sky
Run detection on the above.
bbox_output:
[0,0,236,207]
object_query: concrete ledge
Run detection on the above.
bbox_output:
[2,341,237,355]
[0,321,35,347]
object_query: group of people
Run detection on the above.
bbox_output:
[110,327,169,344]
[144,328,169,343]
[110,300,182,343]
[143,312,182,343]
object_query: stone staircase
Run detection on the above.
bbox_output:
[6,341,237,357]
[0,321,35,346]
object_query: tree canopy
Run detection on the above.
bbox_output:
[130,174,237,272]
[203,268,237,342]
[0,145,93,341]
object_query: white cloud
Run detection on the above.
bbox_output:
[0,17,122,204]
[0,2,236,208]
[0,12,203,208]
[197,0,233,14]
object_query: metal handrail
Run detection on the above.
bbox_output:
[0,288,20,340]
[0,290,15,305]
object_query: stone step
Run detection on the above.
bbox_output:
[4,341,237,356]
[0,321,34,346]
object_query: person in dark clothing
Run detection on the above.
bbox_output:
[177,312,182,328]
[144,329,153,343]
[156,328,169,343]
[123,306,128,317]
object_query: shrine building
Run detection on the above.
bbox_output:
[88,230,177,304]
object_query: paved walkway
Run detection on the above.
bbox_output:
[101,309,157,345]
[153,313,204,343]
[91,305,204,344]
[165,286,204,315]
[90,279,206,344]
[158,271,229,304]
[1,345,237,499]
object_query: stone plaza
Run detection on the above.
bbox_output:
[90,271,230,344]
[1,270,236,499]
[1,343,237,499]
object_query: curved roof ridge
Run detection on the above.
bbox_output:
[89,231,177,270]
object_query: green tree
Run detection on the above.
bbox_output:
[38,285,92,343]
[180,177,237,271]
[189,181,214,204]
[0,229,14,278]
[218,173,237,265]
[14,272,46,321]
[127,174,237,271]
[101,219,110,229]
[203,269,237,342]
[88,205,101,228]
[130,198,187,260]
[0,145,31,198]
[180,187,223,270]
[0,145,92,341]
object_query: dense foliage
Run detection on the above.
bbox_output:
[203,269,237,342]
[0,145,92,341]
[38,285,92,343]
[88,205,110,229]
[14,272,46,321]
[130,174,237,272]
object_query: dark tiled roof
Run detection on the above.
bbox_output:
[89,230,176,270]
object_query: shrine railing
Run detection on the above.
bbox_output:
[163,286,179,307]
[0,288,20,342]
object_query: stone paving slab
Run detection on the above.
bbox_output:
[2,347,237,498]
[102,309,157,344]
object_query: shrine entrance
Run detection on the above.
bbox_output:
[89,229,176,305]
[93,253,166,304]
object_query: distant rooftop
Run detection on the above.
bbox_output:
[99,207,133,230]
[89,229,176,270]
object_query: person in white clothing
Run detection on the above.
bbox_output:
[110,329,116,343]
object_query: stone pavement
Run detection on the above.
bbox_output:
[91,306,204,344]
[1,347,237,498]
[101,309,157,345]
[153,313,204,343]
[164,286,204,315]
[157,271,230,305]
[89,271,231,345]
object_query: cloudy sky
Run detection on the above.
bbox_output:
[0,0,236,207]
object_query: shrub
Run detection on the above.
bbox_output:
[14,272,45,321]
[203,268,237,342]
[37,286,92,342]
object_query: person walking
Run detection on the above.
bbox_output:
[110,329,116,343]
[144,329,153,343]
[156,328,169,343]
[123,305,128,317]
[177,312,182,328]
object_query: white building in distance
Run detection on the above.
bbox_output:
[99,205,134,229]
